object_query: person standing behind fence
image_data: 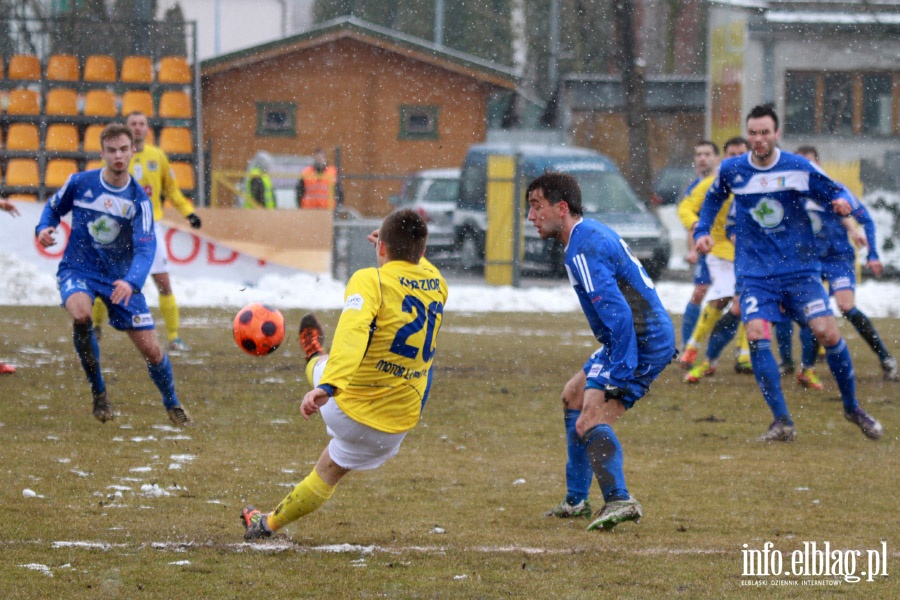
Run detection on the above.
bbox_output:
[245,165,275,209]
[297,148,341,209]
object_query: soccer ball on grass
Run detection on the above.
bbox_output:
[233,303,285,356]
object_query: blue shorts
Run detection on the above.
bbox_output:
[582,346,672,410]
[693,254,711,286]
[739,275,833,327]
[820,259,856,294]
[58,270,155,331]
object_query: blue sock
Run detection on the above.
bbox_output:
[563,409,592,504]
[749,339,792,424]
[799,326,818,368]
[824,339,858,413]
[682,302,701,347]
[774,320,794,366]
[706,312,740,361]
[148,354,179,410]
[583,424,629,503]
[73,320,104,396]
[844,308,891,362]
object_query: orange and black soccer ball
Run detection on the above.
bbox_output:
[233,303,285,356]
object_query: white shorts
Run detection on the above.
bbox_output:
[150,222,169,275]
[320,398,407,471]
[703,255,736,303]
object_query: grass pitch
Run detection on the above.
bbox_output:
[0,305,897,599]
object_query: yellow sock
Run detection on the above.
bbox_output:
[690,304,724,345]
[267,468,335,531]
[158,293,179,342]
[737,323,750,358]
[92,297,108,326]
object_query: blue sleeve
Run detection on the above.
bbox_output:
[695,172,728,239]
[123,196,156,290]
[36,183,73,235]
[851,203,879,261]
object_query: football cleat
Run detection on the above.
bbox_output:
[92,391,114,423]
[241,505,273,540]
[678,346,698,370]
[882,357,899,382]
[684,360,716,384]
[299,313,324,362]
[166,405,194,427]
[844,408,883,440]
[734,357,753,374]
[168,338,190,352]
[756,419,796,443]
[544,499,592,519]
[797,368,824,390]
[587,498,643,531]
[778,361,795,376]
[0,362,16,375]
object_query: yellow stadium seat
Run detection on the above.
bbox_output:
[45,87,79,116]
[121,55,153,83]
[5,159,40,187]
[159,127,193,154]
[6,88,40,115]
[45,124,80,152]
[46,54,80,81]
[170,162,195,191]
[83,90,117,117]
[6,193,38,202]
[86,159,105,171]
[83,124,105,152]
[8,54,41,80]
[158,91,192,118]
[84,55,117,82]
[121,90,154,117]
[157,56,192,83]
[6,123,40,151]
[45,159,79,187]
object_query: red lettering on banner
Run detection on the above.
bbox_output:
[207,243,239,265]
[165,228,201,264]
[35,220,71,259]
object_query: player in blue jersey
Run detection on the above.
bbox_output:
[527,172,676,531]
[35,123,192,427]
[695,105,882,442]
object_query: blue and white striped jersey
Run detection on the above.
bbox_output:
[36,168,156,290]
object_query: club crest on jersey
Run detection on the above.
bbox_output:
[344,293,364,311]
[132,313,154,327]
[88,215,121,244]
[750,197,784,229]
[803,299,827,317]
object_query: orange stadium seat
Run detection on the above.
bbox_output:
[170,161,195,191]
[158,91,192,118]
[157,56,191,84]
[45,87,79,116]
[5,159,40,187]
[45,124,80,152]
[6,193,38,202]
[121,90,155,116]
[7,54,41,80]
[83,55,117,82]
[5,123,40,151]
[120,55,153,83]
[6,88,40,115]
[83,124,105,153]
[45,159,79,187]
[159,127,192,154]
[83,90,117,117]
[46,54,80,81]
[85,159,105,171]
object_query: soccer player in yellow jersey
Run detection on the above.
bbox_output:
[241,209,448,540]
[92,111,201,351]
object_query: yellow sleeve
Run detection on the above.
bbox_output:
[156,149,195,218]
[677,176,716,231]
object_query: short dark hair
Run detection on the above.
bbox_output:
[746,104,779,131]
[525,172,583,217]
[100,122,133,146]
[380,208,428,263]
[125,110,147,121]
[695,140,720,156]
[723,136,749,153]
[795,145,819,162]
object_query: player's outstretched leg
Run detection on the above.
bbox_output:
[73,319,112,422]
[748,339,796,442]
[546,408,592,518]
[582,424,642,531]
[147,354,193,427]
[843,307,898,381]
[822,338,883,440]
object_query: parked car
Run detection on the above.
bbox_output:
[390,168,461,257]
[651,166,696,206]
[453,142,671,280]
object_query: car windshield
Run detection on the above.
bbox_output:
[574,171,645,214]
[424,179,459,204]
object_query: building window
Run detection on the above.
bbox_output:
[256,102,296,137]
[399,105,439,140]
[784,70,899,138]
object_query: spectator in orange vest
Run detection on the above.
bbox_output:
[297,148,341,210]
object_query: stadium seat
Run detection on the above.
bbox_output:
[157,56,192,84]
[120,55,153,83]
[83,90,117,117]
[159,127,193,154]
[45,159,79,187]
[121,90,155,117]
[6,193,38,202]
[158,91,192,118]
[86,159,105,170]
[170,161,195,191]
[6,88,40,115]
[84,55,117,82]
[5,123,40,151]
[7,54,41,80]
[44,87,79,116]
[46,54,80,81]
[45,124,80,152]
[83,124,105,152]
[5,159,40,187]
